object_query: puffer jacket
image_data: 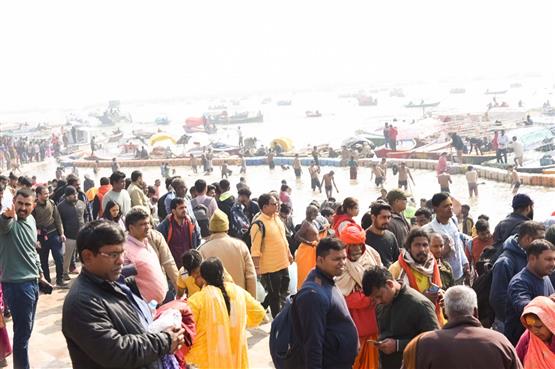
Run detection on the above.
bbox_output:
[62,269,171,369]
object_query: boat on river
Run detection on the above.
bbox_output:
[405,101,440,109]
[207,111,263,124]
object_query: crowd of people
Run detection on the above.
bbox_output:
[0,155,554,369]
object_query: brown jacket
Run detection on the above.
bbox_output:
[199,233,257,298]
[147,229,179,289]
[409,315,523,369]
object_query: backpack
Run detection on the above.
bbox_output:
[472,246,505,328]
[269,295,305,369]
[249,219,265,244]
[191,197,212,237]
[157,193,169,220]
[229,203,250,239]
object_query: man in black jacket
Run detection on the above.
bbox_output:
[492,194,533,249]
[62,220,185,369]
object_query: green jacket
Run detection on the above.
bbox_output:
[376,284,440,369]
[0,214,42,283]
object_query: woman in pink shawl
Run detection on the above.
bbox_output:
[0,284,12,367]
[515,296,555,369]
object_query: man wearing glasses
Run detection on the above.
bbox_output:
[250,193,293,318]
[62,220,186,369]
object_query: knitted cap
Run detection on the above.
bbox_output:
[209,209,229,233]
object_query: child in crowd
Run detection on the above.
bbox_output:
[176,250,203,299]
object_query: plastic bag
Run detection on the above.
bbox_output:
[288,262,298,294]
[148,308,181,333]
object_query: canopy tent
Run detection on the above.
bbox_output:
[270,137,294,152]
[149,133,176,146]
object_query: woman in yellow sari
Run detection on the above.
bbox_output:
[186,257,266,369]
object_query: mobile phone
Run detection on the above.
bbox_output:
[428,283,440,294]
[39,280,53,295]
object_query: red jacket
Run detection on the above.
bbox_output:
[155,299,196,369]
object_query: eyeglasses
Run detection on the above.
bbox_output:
[268,202,278,206]
[98,251,125,260]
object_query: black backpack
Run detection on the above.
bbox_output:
[269,294,305,369]
[191,197,212,237]
[157,193,169,220]
[229,203,251,239]
[472,246,505,328]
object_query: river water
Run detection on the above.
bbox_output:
[4,76,555,226]
[24,157,555,228]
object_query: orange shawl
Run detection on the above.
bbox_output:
[398,252,445,326]
[520,296,555,369]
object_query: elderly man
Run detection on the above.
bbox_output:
[124,207,168,304]
[404,286,522,369]
[336,224,382,369]
[198,209,256,297]
[362,266,439,369]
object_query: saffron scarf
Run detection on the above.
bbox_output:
[336,246,382,296]
[520,296,555,369]
[397,250,445,326]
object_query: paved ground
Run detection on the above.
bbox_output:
[4,273,275,369]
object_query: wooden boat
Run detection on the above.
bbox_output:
[389,88,405,98]
[207,111,263,124]
[386,141,451,159]
[305,110,322,118]
[375,139,417,158]
[155,116,170,125]
[404,101,440,109]
[183,117,217,134]
[107,131,123,143]
[357,96,378,106]
[460,152,498,165]
[518,152,555,173]
[485,89,508,95]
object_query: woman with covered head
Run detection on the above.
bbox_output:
[336,223,382,369]
[516,296,555,368]
[186,257,265,369]
[332,197,359,236]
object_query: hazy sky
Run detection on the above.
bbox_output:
[1,0,553,109]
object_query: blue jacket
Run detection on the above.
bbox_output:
[295,268,358,369]
[489,235,527,321]
[505,267,554,345]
